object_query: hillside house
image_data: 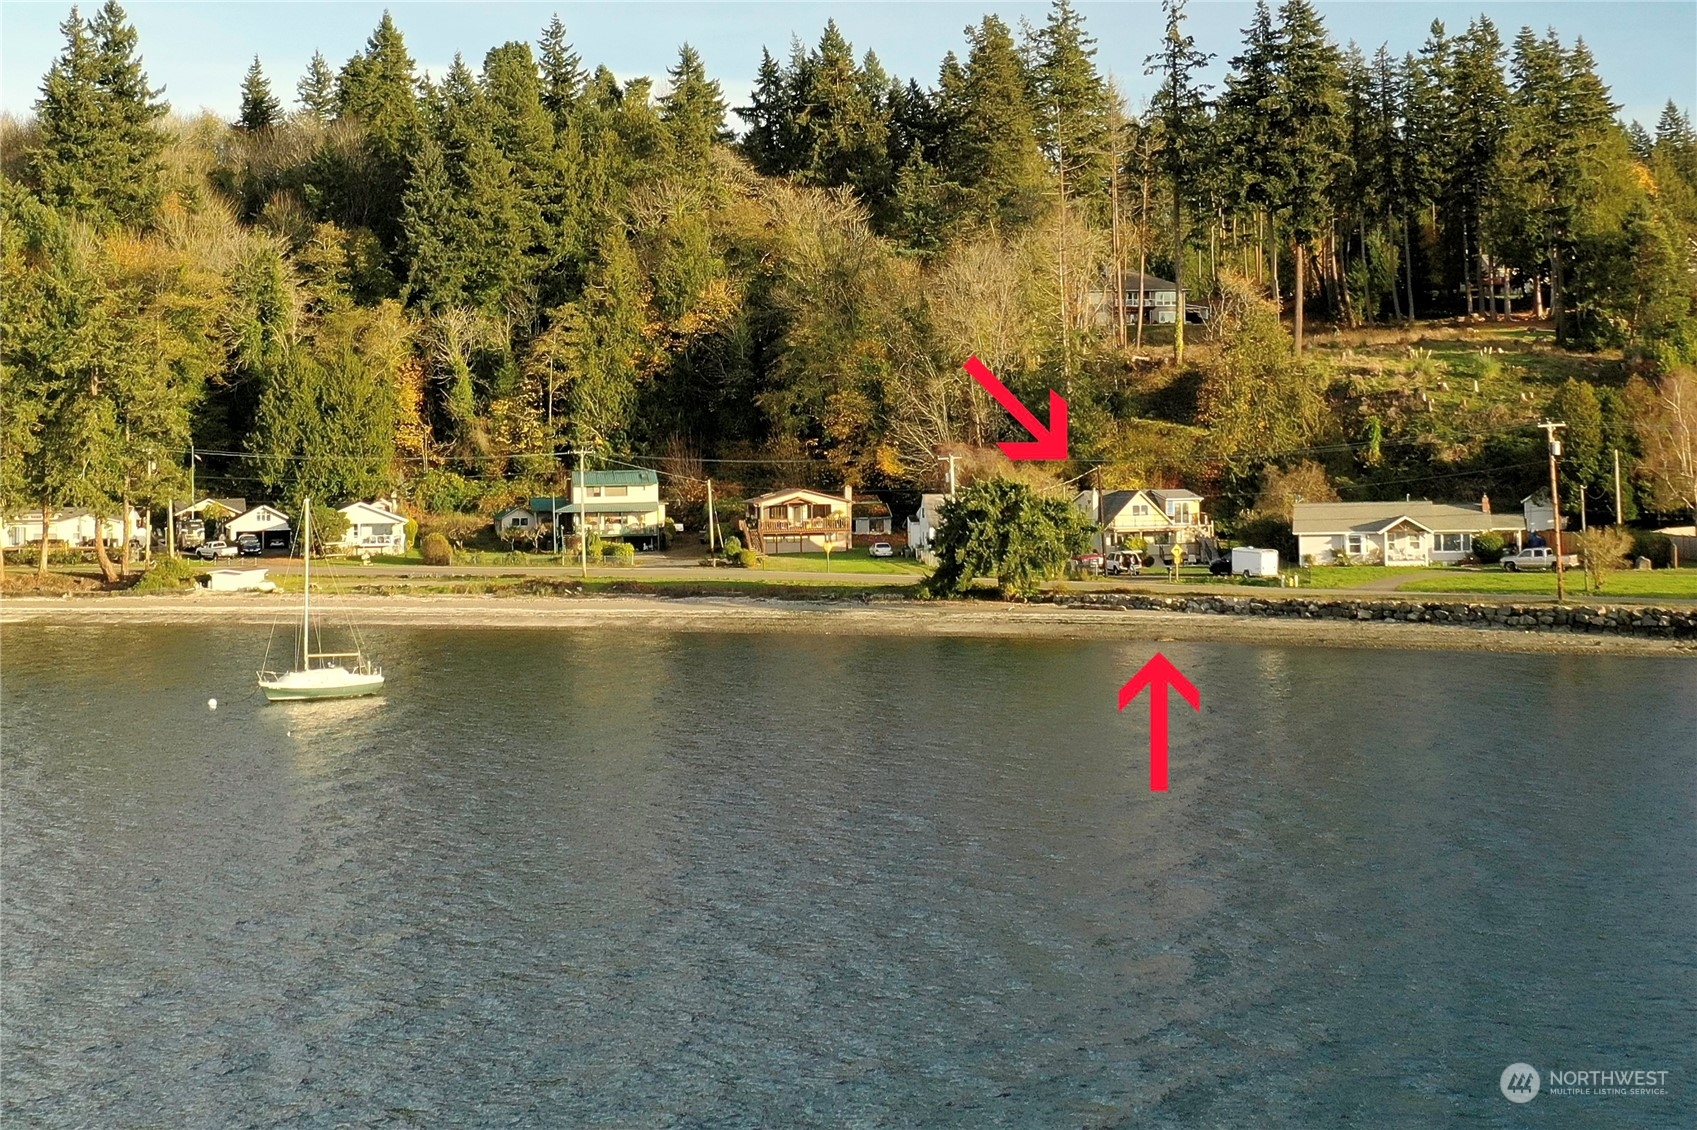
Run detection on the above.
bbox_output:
[1086,272,1207,327]
[742,487,852,554]
[1293,500,1526,566]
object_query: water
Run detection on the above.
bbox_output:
[3,624,1693,1127]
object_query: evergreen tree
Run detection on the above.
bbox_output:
[1030,0,1113,215]
[1269,0,1346,353]
[1444,17,1509,316]
[1219,1,1282,234]
[335,12,421,246]
[237,56,282,131]
[296,50,337,120]
[739,48,796,175]
[1145,0,1213,363]
[953,15,1048,232]
[538,14,585,126]
[659,43,728,170]
[31,2,168,229]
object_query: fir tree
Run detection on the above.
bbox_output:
[1270,0,1346,352]
[31,2,167,229]
[1031,0,1112,215]
[659,44,728,170]
[538,14,585,126]
[1145,0,1213,363]
[296,50,337,120]
[237,56,282,130]
[953,15,1048,232]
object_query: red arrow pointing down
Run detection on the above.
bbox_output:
[1118,652,1200,791]
[963,356,1068,460]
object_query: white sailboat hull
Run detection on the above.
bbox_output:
[259,665,385,702]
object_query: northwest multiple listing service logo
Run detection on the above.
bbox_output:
[1500,1063,1672,1103]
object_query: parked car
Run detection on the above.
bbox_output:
[1501,546,1577,571]
[1073,552,1105,575]
[236,534,262,556]
[1208,556,1233,576]
[869,542,894,558]
[195,540,239,560]
[1105,551,1140,576]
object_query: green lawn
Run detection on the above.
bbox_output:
[1400,568,1697,601]
[1286,565,1410,589]
[759,548,930,575]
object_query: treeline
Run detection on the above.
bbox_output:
[3,0,1696,539]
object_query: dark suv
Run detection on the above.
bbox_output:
[237,534,262,556]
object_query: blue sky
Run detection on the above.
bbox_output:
[2,2,1692,132]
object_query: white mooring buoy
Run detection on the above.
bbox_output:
[207,698,218,711]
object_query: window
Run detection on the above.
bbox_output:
[1345,534,1364,555]
[603,486,629,498]
[1131,503,1150,518]
[513,517,529,528]
[1435,533,1469,553]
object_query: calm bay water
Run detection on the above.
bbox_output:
[2,624,1693,1127]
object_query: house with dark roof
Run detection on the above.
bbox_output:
[1293,499,1526,566]
[1075,487,1215,562]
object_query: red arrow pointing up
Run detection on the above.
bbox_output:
[963,356,1068,460]
[1118,652,1200,791]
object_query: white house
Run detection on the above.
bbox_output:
[569,470,667,549]
[334,500,409,555]
[495,504,536,537]
[1293,500,1526,566]
[3,508,147,549]
[172,497,246,547]
[1075,488,1215,561]
[225,504,292,550]
[905,493,951,556]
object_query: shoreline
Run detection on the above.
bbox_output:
[4,592,1693,657]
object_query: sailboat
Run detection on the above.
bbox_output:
[258,498,384,702]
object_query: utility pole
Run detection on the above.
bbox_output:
[1539,420,1567,603]
[1613,448,1623,524]
[943,453,958,498]
[575,448,588,579]
[705,478,717,556]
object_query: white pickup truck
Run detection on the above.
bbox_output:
[1501,546,1578,571]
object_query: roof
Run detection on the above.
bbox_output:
[747,487,849,507]
[227,505,291,527]
[494,505,532,519]
[1109,272,1180,293]
[1087,488,1204,524]
[853,499,892,516]
[578,469,657,487]
[1149,488,1202,503]
[527,496,568,514]
[339,500,404,520]
[1292,501,1527,536]
[174,497,246,517]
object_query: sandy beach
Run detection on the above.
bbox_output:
[4,591,1693,657]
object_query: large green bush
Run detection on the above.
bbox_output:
[602,541,636,566]
[925,478,1095,599]
[420,532,452,566]
[1629,530,1674,568]
[131,557,203,593]
[1472,531,1507,563]
[735,549,760,568]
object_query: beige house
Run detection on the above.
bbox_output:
[569,470,667,549]
[333,500,409,555]
[1293,500,1526,566]
[3,508,148,549]
[1076,488,1215,561]
[742,487,852,554]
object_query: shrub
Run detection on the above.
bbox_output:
[602,541,636,566]
[1572,526,1634,592]
[723,535,742,555]
[1233,515,1297,562]
[131,557,203,593]
[420,532,452,566]
[1630,530,1674,569]
[735,549,760,568]
[404,518,419,548]
[1472,531,1507,563]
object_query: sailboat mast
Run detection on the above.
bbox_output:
[301,499,311,669]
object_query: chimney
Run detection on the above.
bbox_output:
[843,482,853,503]
[1480,492,1491,514]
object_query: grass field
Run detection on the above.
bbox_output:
[759,548,930,575]
[1399,568,1697,601]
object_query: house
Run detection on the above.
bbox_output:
[852,497,900,545]
[225,504,292,550]
[1292,499,1526,566]
[494,504,537,537]
[172,497,246,547]
[905,493,951,557]
[742,486,852,554]
[568,470,666,549]
[334,500,409,555]
[3,508,148,549]
[1076,488,1216,562]
[1086,272,1206,327]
